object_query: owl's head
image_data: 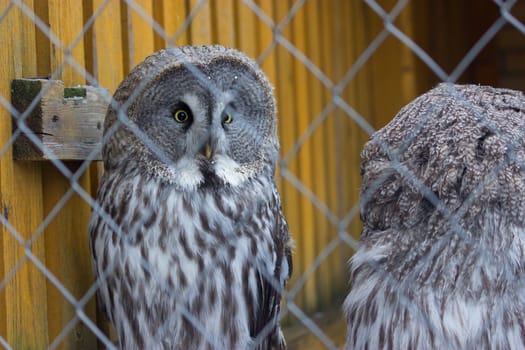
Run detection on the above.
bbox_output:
[103,46,278,190]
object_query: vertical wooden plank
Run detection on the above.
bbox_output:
[290,3,317,313]
[39,1,97,349]
[303,0,332,308]
[42,169,97,350]
[256,0,276,81]
[83,0,125,343]
[121,0,155,73]
[329,0,345,230]
[33,0,51,78]
[211,0,235,47]
[340,0,368,298]
[46,0,86,83]
[367,0,417,128]
[410,0,433,95]
[256,0,300,325]
[84,0,124,94]
[318,0,341,301]
[461,0,499,86]
[256,0,281,196]
[350,0,366,297]
[0,1,48,348]
[396,2,418,105]
[153,0,188,49]
[188,0,212,44]
[254,0,282,193]
[331,0,353,300]
[255,0,277,108]
[350,0,376,128]
[273,0,304,310]
[337,0,353,177]
[256,0,278,187]
[235,1,257,57]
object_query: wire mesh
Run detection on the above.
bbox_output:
[0,0,524,349]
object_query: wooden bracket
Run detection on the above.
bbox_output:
[11,79,108,161]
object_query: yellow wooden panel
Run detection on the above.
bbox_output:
[291,3,317,313]
[83,0,126,342]
[319,1,343,301]
[212,0,235,47]
[304,0,332,308]
[34,0,51,78]
[153,0,188,49]
[84,0,125,196]
[273,0,304,310]
[367,0,410,128]
[254,0,299,323]
[86,0,124,94]
[397,2,418,105]
[330,0,348,224]
[319,0,337,208]
[351,1,369,224]
[235,1,257,57]
[256,0,278,184]
[121,0,155,72]
[46,0,86,83]
[188,0,212,44]
[340,0,364,297]
[256,0,276,81]
[42,167,96,350]
[40,1,97,349]
[348,0,374,129]
[0,1,48,347]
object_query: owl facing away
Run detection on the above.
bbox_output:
[89,46,293,349]
[344,84,525,349]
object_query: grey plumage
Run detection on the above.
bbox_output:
[344,83,525,349]
[89,45,292,349]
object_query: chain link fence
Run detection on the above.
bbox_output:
[1,0,525,349]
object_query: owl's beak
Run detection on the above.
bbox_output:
[201,143,213,159]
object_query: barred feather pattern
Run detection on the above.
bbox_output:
[89,168,292,350]
[344,84,525,349]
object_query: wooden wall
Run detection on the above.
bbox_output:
[1,0,507,348]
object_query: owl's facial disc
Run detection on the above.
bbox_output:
[131,61,275,191]
[165,91,250,189]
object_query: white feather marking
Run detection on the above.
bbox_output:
[183,93,206,122]
[350,243,390,270]
[213,155,250,186]
[171,156,203,190]
[280,254,289,284]
[507,223,525,272]
[442,297,485,345]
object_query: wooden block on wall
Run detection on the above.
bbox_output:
[11,78,108,161]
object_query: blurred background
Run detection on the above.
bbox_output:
[0,0,524,349]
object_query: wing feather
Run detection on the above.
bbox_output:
[251,185,292,349]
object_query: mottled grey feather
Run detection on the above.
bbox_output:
[89,45,292,350]
[344,83,525,349]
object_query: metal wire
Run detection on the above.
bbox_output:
[0,0,524,349]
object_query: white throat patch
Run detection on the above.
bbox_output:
[212,155,250,187]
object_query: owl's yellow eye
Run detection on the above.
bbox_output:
[174,109,191,123]
[223,113,233,124]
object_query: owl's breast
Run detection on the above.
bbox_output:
[90,173,280,348]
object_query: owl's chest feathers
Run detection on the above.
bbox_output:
[93,169,282,348]
[100,173,277,278]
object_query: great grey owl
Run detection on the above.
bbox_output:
[89,45,292,349]
[344,83,525,349]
